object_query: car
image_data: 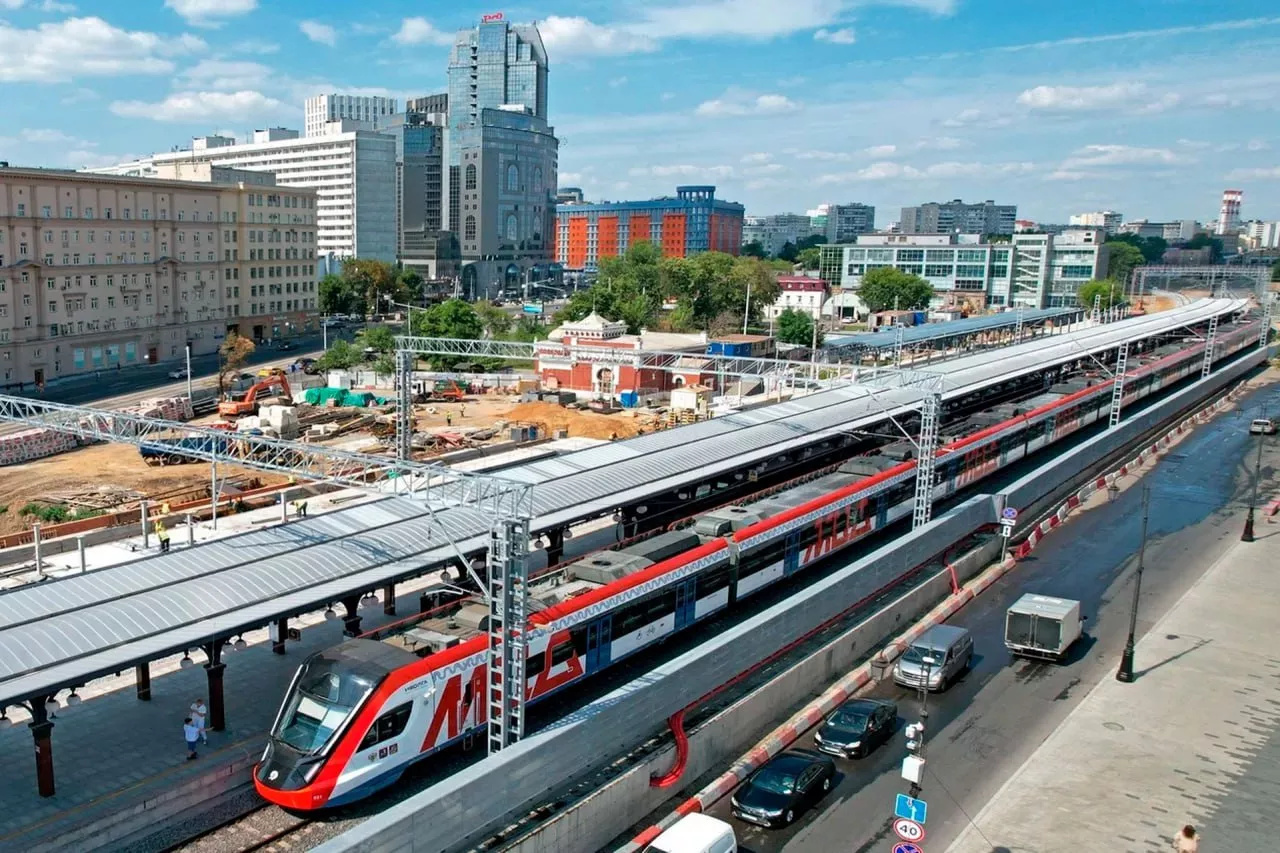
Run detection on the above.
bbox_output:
[167,368,189,380]
[813,698,898,759]
[276,341,296,351]
[1249,418,1276,435]
[729,749,836,828]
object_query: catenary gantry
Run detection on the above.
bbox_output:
[0,298,1249,796]
[822,306,1083,357]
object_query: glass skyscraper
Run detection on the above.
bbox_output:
[447,18,548,128]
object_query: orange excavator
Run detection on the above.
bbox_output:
[218,372,292,419]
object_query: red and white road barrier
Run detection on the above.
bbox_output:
[1014,386,1244,559]
[1265,498,1279,520]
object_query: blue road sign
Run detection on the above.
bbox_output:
[894,793,928,824]
[893,844,923,853]
[1001,506,1018,520]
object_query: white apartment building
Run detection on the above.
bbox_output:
[1245,220,1280,250]
[1069,210,1123,233]
[86,126,396,266]
[304,94,397,138]
[0,166,319,386]
[764,276,828,321]
[741,213,820,257]
[818,230,1108,310]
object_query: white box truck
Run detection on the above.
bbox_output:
[1005,594,1083,662]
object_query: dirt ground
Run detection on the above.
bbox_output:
[408,393,660,441]
[0,444,282,536]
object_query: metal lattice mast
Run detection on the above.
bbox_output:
[1261,294,1274,349]
[1108,341,1129,428]
[1201,313,1219,379]
[893,325,906,368]
[395,348,413,463]
[911,393,941,530]
[1014,306,1025,342]
[487,516,530,753]
[1091,293,1101,324]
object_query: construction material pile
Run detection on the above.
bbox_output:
[501,401,657,440]
[303,388,389,408]
[0,396,193,466]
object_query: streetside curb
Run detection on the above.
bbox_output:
[623,380,1249,850]
[1013,383,1245,558]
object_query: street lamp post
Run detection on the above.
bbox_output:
[1242,406,1267,542]
[184,342,193,401]
[1116,484,1151,683]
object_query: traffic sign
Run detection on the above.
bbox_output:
[893,818,926,842]
[1000,525,1012,538]
[894,793,928,824]
[893,843,924,853]
[1001,507,1018,520]
[999,517,1016,527]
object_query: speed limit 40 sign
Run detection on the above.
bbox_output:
[893,818,926,843]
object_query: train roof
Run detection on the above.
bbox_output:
[320,638,420,676]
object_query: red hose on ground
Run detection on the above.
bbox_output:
[650,710,689,788]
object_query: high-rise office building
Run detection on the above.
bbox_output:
[444,16,558,299]
[378,111,454,278]
[304,94,397,138]
[741,214,818,257]
[406,93,449,120]
[899,199,1017,236]
[1068,210,1123,233]
[823,203,876,243]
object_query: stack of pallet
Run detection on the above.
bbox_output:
[132,396,194,422]
[0,427,79,465]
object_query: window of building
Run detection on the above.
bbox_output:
[465,164,477,190]
[505,213,518,242]
[464,215,476,241]
[506,163,519,192]
[41,205,52,218]
[49,301,57,313]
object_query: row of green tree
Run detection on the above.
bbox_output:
[741,233,827,269]
[318,259,426,318]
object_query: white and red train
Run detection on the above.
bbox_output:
[255,321,1256,809]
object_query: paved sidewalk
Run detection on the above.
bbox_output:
[946,527,1280,853]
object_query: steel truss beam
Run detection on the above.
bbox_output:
[911,393,942,529]
[1108,341,1129,428]
[1200,314,1219,380]
[487,516,530,753]
[0,394,532,519]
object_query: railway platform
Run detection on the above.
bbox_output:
[946,519,1280,853]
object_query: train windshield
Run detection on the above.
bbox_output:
[274,658,375,755]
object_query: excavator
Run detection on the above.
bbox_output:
[218,371,292,420]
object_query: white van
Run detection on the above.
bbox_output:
[642,814,737,853]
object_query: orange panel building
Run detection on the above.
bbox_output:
[554,185,744,270]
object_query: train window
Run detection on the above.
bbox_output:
[550,640,575,666]
[1026,420,1047,440]
[699,565,731,595]
[614,590,677,635]
[526,648,546,677]
[462,680,473,707]
[741,539,786,579]
[359,701,413,750]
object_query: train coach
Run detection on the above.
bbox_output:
[254,320,1257,809]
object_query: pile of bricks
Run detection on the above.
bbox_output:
[0,396,195,467]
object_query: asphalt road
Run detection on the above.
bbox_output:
[706,382,1280,853]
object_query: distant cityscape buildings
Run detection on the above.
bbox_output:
[1068,210,1123,233]
[554,186,744,270]
[1217,189,1243,235]
[303,94,397,138]
[899,199,1017,236]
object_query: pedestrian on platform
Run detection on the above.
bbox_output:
[297,500,308,518]
[183,717,200,760]
[156,521,171,553]
[190,698,209,744]
[460,404,466,418]
[446,413,453,427]
[1173,825,1199,853]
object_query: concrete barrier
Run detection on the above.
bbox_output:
[310,497,998,853]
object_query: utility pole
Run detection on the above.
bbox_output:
[743,279,752,336]
[1116,485,1151,683]
[184,342,193,401]
[1242,405,1267,542]
[901,654,934,799]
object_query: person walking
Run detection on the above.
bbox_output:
[1172,825,1199,852]
[156,521,171,553]
[446,412,453,427]
[190,698,209,745]
[183,717,200,760]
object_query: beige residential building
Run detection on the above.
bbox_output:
[0,166,319,387]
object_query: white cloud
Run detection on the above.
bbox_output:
[816,159,1034,184]
[629,0,950,42]
[299,20,336,47]
[20,128,79,143]
[916,135,964,151]
[0,0,23,8]
[164,0,256,27]
[814,27,856,44]
[538,15,658,57]
[110,90,286,122]
[998,16,1280,55]
[66,149,140,169]
[629,164,737,178]
[559,172,585,184]
[865,144,897,157]
[176,59,273,91]
[390,17,454,47]
[1061,144,1187,168]
[940,107,1012,129]
[1016,82,1156,112]
[793,149,854,161]
[230,38,279,54]
[743,162,784,176]
[0,17,205,82]
[1226,166,1280,180]
[1247,139,1270,151]
[695,90,800,117]
[608,76,629,88]
[741,152,773,164]
[40,0,77,10]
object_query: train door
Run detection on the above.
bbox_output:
[876,493,890,528]
[783,530,802,576]
[674,579,698,629]
[585,617,612,671]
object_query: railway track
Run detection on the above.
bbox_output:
[173,804,313,853]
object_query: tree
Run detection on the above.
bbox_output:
[314,339,360,372]
[1104,241,1145,288]
[1271,259,1280,282]
[372,354,397,377]
[1184,233,1225,262]
[319,273,357,315]
[357,324,396,354]
[343,258,397,317]
[1109,233,1167,264]
[776,241,799,263]
[396,267,425,305]
[857,267,934,313]
[475,301,513,338]
[776,308,821,346]
[741,240,767,259]
[1078,279,1125,310]
[795,234,827,251]
[797,247,822,270]
[409,299,483,368]
[509,316,549,342]
[217,332,255,394]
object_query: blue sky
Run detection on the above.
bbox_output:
[1,0,1278,225]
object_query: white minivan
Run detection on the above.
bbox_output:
[642,814,737,853]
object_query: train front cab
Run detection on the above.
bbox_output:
[255,639,418,809]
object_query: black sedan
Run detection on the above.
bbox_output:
[730,749,836,828]
[813,697,898,759]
